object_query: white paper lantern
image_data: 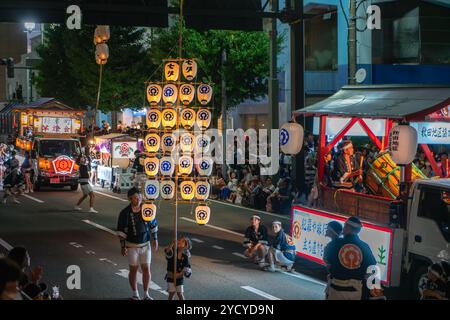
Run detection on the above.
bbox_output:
[179,84,195,105]
[194,134,211,154]
[389,125,418,165]
[180,132,195,153]
[144,180,160,200]
[146,109,161,129]
[164,61,180,82]
[144,133,160,153]
[195,205,210,225]
[196,157,213,176]
[160,180,175,200]
[162,84,178,106]
[141,202,157,222]
[161,133,176,153]
[182,59,197,81]
[178,155,193,176]
[160,157,175,176]
[144,157,159,177]
[162,108,177,128]
[146,84,162,106]
[195,181,210,201]
[181,108,196,128]
[197,84,212,105]
[180,180,195,201]
[279,122,304,155]
[95,43,109,65]
[196,109,211,130]
[94,25,110,44]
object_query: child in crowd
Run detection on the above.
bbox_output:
[164,236,192,300]
[419,262,448,300]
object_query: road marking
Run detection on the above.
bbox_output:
[209,199,289,220]
[191,238,204,243]
[85,250,96,255]
[83,219,117,237]
[69,242,83,248]
[99,258,118,266]
[94,191,128,202]
[281,271,327,287]
[241,286,281,300]
[180,217,244,237]
[212,245,224,250]
[23,194,44,203]
[116,269,168,296]
[232,252,247,259]
[0,238,13,251]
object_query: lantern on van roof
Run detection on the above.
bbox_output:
[194,134,211,154]
[280,122,304,155]
[144,180,159,200]
[181,108,196,129]
[162,84,178,106]
[196,157,213,176]
[196,109,211,130]
[146,84,162,106]
[178,155,193,176]
[164,61,180,82]
[389,125,418,165]
[161,133,176,153]
[197,84,212,105]
[195,181,210,201]
[182,59,197,81]
[160,157,175,176]
[141,202,157,222]
[146,109,161,129]
[195,205,210,225]
[144,157,159,177]
[179,84,195,105]
[95,43,109,65]
[162,109,177,128]
[145,133,160,153]
[180,132,195,153]
[180,180,195,201]
[160,180,175,200]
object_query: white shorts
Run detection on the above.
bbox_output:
[127,243,152,266]
[167,282,184,293]
[81,183,93,196]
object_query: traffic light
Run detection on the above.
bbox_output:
[0,57,14,78]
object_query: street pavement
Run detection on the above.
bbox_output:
[0,185,329,300]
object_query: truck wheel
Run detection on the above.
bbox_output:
[70,184,78,191]
[411,264,429,299]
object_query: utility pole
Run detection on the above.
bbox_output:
[348,0,357,84]
[221,47,228,178]
[269,0,279,131]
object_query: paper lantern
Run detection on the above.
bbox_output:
[180,180,195,201]
[178,155,193,175]
[195,205,210,225]
[194,134,211,154]
[389,125,418,165]
[197,84,212,105]
[144,157,159,176]
[180,132,195,153]
[95,43,109,65]
[162,84,178,106]
[164,61,180,82]
[196,157,213,176]
[181,108,196,128]
[182,59,197,81]
[144,180,159,200]
[146,109,161,129]
[160,180,175,200]
[179,84,195,105]
[195,181,210,201]
[162,109,177,128]
[160,157,175,176]
[146,84,162,106]
[196,109,211,130]
[141,202,157,222]
[280,122,304,155]
[94,25,110,44]
[145,133,160,153]
[161,133,176,153]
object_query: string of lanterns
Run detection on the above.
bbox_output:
[142,58,213,225]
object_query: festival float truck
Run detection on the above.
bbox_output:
[12,98,85,191]
[290,85,450,297]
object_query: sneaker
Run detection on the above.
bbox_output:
[2,198,6,204]
[88,207,98,213]
[130,295,140,300]
[263,265,276,272]
[143,296,153,300]
[259,262,270,269]
[30,189,34,193]
[74,206,82,211]
[24,190,29,194]
[283,265,295,272]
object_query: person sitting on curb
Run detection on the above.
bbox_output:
[243,215,269,268]
[263,221,296,272]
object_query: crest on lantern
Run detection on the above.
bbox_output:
[196,156,213,176]
[182,59,197,81]
[196,109,211,130]
[161,133,176,153]
[142,202,157,222]
[144,157,159,176]
[280,122,304,155]
[160,157,175,176]
[146,84,162,106]
[197,84,212,105]
[162,109,177,128]
[146,109,161,129]
[195,181,210,201]
[180,180,195,201]
[164,61,180,82]
[160,180,175,200]
[180,132,195,153]
[179,84,195,105]
[181,108,196,128]
[194,134,211,154]
[178,155,193,176]
[195,205,210,225]
[144,180,160,200]
[162,84,178,106]
[145,133,160,153]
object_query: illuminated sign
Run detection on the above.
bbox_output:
[52,155,76,175]
[410,122,450,145]
[291,206,393,284]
